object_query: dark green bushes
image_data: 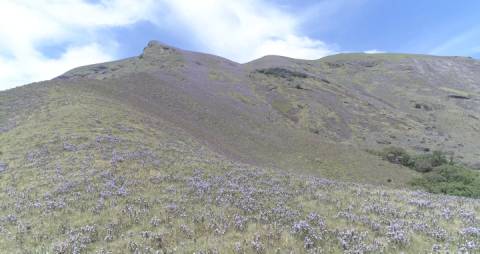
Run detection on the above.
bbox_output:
[411,151,449,172]
[411,164,480,198]
[380,147,413,167]
[379,147,449,172]
[378,147,480,198]
[256,68,309,79]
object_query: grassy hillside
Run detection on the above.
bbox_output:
[0,41,479,253]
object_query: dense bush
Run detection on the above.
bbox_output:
[411,156,434,172]
[412,151,448,172]
[379,147,479,198]
[256,68,309,79]
[411,164,480,198]
[380,147,449,172]
[380,147,413,167]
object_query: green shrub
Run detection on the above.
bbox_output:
[429,150,449,167]
[412,155,434,172]
[380,147,413,167]
[411,164,480,198]
[378,147,478,198]
[412,151,449,172]
[380,147,449,172]
[256,68,309,79]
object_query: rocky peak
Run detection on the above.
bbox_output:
[139,40,178,60]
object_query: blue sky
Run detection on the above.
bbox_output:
[1,0,479,90]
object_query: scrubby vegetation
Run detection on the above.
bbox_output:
[0,85,478,253]
[411,165,480,198]
[256,68,309,79]
[378,147,414,168]
[378,147,450,172]
[378,147,480,198]
[2,160,480,253]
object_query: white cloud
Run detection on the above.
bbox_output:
[252,35,333,61]
[0,43,113,87]
[154,0,335,62]
[0,0,335,90]
[0,0,157,90]
[364,49,385,54]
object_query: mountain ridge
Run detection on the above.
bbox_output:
[59,40,479,77]
[3,41,480,181]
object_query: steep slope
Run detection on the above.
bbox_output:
[3,41,480,186]
[246,53,480,164]
[58,41,480,178]
[0,41,479,253]
[53,42,426,185]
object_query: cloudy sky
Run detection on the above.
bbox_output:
[1,0,480,90]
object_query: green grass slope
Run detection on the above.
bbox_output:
[0,42,479,253]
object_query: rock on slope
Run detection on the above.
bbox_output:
[0,41,479,253]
